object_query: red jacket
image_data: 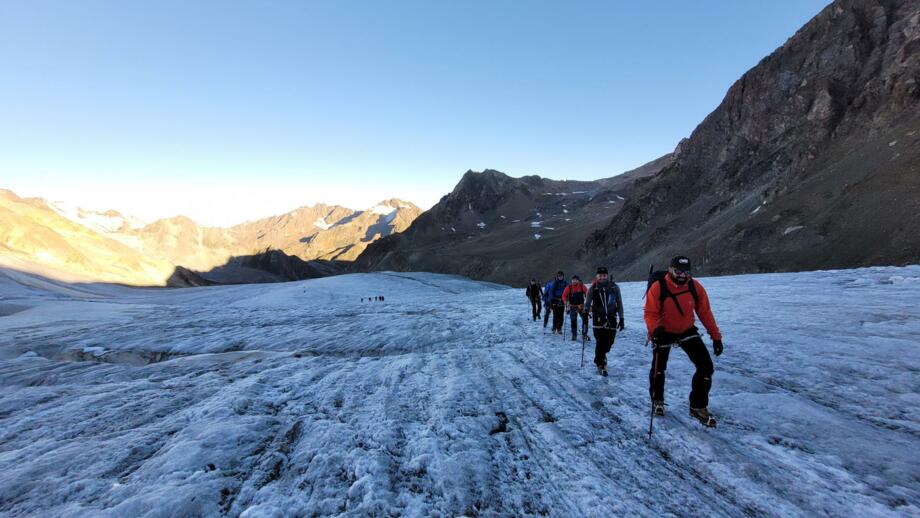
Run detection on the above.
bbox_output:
[644,275,721,340]
[562,283,588,305]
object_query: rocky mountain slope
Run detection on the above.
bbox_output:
[1,191,420,285]
[231,199,420,262]
[581,0,920,279]
[117,198,421,274]
[352,158,670,284]
[357,0,920,284]
[0,190,175,285]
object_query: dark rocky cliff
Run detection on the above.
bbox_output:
[582,0,920,278]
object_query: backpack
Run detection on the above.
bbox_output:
[589,280,619,326]
[644,264,698,316]
[567,284,587,306]
[550,279,567,299]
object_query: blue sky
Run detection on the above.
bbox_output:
[0,0,831,225]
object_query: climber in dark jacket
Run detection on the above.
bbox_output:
[525,278,543,321]
[546,271,569,335]
[585,266,624,376]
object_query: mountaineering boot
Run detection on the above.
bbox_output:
[571,335,577,341]
[689,407,716,428]
[597,364,608,377]
[583,333,590,342]
[653,400,665,417]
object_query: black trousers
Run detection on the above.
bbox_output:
[543,303,551,326]
[649,333,714,408]
[592,327,616,367]
[569,309,588,337]
[530,297,542,320]
[551,300,565,331]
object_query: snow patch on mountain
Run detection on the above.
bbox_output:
[313,217,333,230]
[50,201,146,233]
[369,204,398,216]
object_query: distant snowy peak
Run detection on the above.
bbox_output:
[368,198,419,214]
[369,204,397,216]
[49,200,146,233]
[367,199,421,226]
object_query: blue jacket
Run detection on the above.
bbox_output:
[546,279,569,301]
[542,281,554,304]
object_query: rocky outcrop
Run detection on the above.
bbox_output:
[166,266,216,288]
[197,249,344,284]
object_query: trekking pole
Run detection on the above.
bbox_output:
[560,304,566,343]
[542,304,546,334]
[561,315,565,343]
[648,344,658,440]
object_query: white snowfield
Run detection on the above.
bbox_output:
[0,267,918,517]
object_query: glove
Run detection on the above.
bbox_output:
[651,326,665,344]
[713,339,723,357]
[617,320,625,331]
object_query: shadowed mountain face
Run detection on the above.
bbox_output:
[356,0,920,283]
[580,0,920,279]
[352,159,671,285]
[189,250,345,285]
[1,192,420,285]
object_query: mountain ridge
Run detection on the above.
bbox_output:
[354,0,920,284]
[352,157,672,284]
[579,0,920,279]
[0,192,422,285]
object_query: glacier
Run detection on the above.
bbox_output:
[0,266,918,516]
